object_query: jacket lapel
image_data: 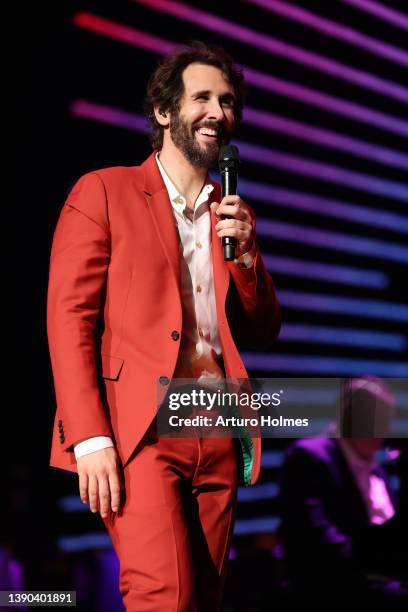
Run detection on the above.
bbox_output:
[141,152,181,292]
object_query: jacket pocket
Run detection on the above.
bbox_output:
[101,354,124,381]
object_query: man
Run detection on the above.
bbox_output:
[47,41,280,611]
[280,376,407,611]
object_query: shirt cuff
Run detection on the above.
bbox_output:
[235,242,257,268]
[74,436,114,460]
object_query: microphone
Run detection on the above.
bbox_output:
[218,144,240,261]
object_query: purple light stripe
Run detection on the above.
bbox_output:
[234,516,281,535]
[243,107,408,171]
[72,11,175,54]
[242,353,408,376]
[341,0,408,31]
[277,289,408,322]
[263,254,387,288]
[73,11,408,137]
[70,99,150,133]
[70,99,408,240]
[278,324,406,351]
[257,219,408,263]
[236,140,408,202]
[244,67,408,137]
[135,0,408,103]
[245,0,408,67]
[238,178,408,234]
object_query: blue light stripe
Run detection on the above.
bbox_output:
[57,533,112,552]
[278,289,408,321]
[238,482,280,502]
[278,324,406,351]
[238,178,408,235]
[261,450,285,468]
[263,254,388,288]
[257,220,408,264]
[242,354,408,376]
[234,516,282,535]
[58,496,88,513]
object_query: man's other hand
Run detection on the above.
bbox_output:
[77,447,123,518]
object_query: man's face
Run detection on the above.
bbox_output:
[169,63,236,168]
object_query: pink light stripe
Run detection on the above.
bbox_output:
[243,107,408,170]
[135,0,408,103]
[236,140,408,202]
[244,67,408,137]
[69,98,408,202]
[73,11,408,137]
[341,0,408,31]
[72,11,175,54]
[246,0,408,67]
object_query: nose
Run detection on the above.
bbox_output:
[207,98,224,121]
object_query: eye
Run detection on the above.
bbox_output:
[221,98,235,108]
[196,96,208,101]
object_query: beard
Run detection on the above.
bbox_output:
[169,112,231,169]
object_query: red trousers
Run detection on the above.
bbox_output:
[103,425,237,611]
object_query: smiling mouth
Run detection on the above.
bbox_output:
[195,126,221,144]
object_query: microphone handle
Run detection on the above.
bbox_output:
[221,168,238,261]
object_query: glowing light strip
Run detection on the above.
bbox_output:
[238,178,408,235]
[263,254,387,288]
[278,290,408,322]
[238,482,280,502]
[236,140,408,203]
[57,533,112,552]
[134,0,408,104]
[278,324,406,351]
[245,0,408,67]
[257,220,408,264]
[73,11,408,136]
[243,107,408,171]
[242,354,408,376]
[234,516,281,535]
[70,100,408,250]
[341,0,408,31]
[261,450,284,468]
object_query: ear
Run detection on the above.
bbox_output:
[153,106,169,127]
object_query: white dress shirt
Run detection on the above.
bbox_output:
[339,440,395,525]
[74,154,254,459]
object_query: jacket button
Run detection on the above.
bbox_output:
[58,419,62,426]
[159,376,170,385]
[171,331,180,341]
[59,435,65,444]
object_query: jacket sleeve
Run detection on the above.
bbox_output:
[226,204,281,350]
[47,172,113,452]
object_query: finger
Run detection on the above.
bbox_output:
[88,475,99,513]
[217,203,249,221]
[217,228,249,241]
[79,471,89,504]
[215,218,248,231]
[98,475,111,519]
[108,471,122,512]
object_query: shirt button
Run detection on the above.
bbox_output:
[159,376,170,385]
[197,285,202,293]
[171,330,180,341]
[196,241,202,249]
[198,328,204,338]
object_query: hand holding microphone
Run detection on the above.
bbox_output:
[214,144,254,261]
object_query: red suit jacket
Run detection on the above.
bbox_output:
[47,151,281,484]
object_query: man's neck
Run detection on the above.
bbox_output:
[158,143,208,210]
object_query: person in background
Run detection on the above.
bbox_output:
[280,376,408,611]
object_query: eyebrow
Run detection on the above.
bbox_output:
[191,89,236,102]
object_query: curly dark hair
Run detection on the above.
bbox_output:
[144,40,245,149]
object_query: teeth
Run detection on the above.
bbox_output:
[198,128,217,136]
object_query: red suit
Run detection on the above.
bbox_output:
[47,151,280,609]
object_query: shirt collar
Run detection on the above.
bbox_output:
[155,152,213,215]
